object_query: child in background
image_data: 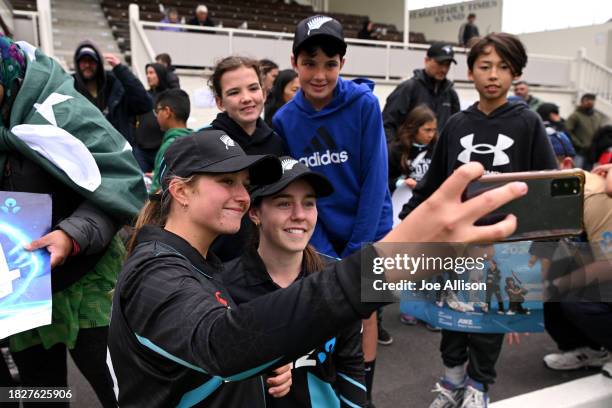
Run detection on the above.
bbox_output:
[206,55,288,261]
[389,105,439,328]
[400,33,557,407]
[273,16,392,408]
[150,89,192,192]
[388,104,438,193]
[264,69,300,126]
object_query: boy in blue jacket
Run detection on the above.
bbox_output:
[273,15,392,408]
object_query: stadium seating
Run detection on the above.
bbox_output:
[11,0,428,57]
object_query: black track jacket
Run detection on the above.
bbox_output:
[107,226,381,407]
[223,248,366,407]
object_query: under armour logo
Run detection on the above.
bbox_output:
[219,135,236,150]
[457,134,514,166]
[281,158,298,173]
[442,45,453,55]
[307,16,332,35]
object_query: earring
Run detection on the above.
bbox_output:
[182,202,187,209]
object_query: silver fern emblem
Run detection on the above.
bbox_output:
[281,158,299,172]
[307,16,332,35]
[219,135,236,150]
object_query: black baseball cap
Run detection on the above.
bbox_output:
[292,15,346,55]
[76,46,100,62]
[250,157,334,202]
[159,130,282,189]
[427,42,457,64]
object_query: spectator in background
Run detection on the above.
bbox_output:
[150,89,192,192]
[513,80,543,111]
[160,7,182,32]
[260,58,280,97]
[188,4,215,27]
[383,42,460,143]
[458,13,480,47]
[264,69,299,126]
[156,53,180,88]
[73,41,152,144]
[566,93,607,168]
[132,63,173,172]
[537,102,567,132]
[357,19,381,40]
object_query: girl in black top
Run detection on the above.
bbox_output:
[264,69,300,126]
[224,157,366,407]
[132,62,174,172]
[388,104,438,193]
[207,56,288,260]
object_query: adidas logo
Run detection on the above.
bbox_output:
[281,158,299,172]
[300,150,349,167]
[219,134,236,150]
[299,127,349,167]
[307,16,332,35]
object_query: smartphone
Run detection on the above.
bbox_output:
[463,169,585,241]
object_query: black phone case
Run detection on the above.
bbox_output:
[464,172,584,241]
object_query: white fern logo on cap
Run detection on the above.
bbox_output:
[281,158,299,173]
[219,135,236,150]
[307,16,332,35]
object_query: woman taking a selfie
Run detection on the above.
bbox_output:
[107,130,527,407]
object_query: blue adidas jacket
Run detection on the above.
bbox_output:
[273,77,393,258]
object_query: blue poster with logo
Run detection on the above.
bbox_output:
[0,192,52,339]
[400,241,544,333]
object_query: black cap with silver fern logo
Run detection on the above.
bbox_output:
[250,156,334,202]
[158,130,282,191]
[293,15,346,55]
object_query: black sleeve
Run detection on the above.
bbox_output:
[112,64,153,116]
[122,246,384,379]
[382,81,413,144]
[57,200,119,255]
[167,71,181,89]
[334,322,366,408]
[399,126,450,219]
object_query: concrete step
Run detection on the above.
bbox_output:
[52,8,105,21]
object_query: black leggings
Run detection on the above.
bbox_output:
[8,327,115,408]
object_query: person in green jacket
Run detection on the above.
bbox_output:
[150,89,192,192]
[566,93,608,168]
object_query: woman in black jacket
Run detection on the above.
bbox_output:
[132,62,174,172]
[107,130,526,407]
[224,157,366,407]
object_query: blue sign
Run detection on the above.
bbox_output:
[0,192,52,339]
[400,242,544,333]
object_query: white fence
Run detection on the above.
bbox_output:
[128,4,612,117]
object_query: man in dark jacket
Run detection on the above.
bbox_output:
[72,41,152,144]
[382,42,460,143]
